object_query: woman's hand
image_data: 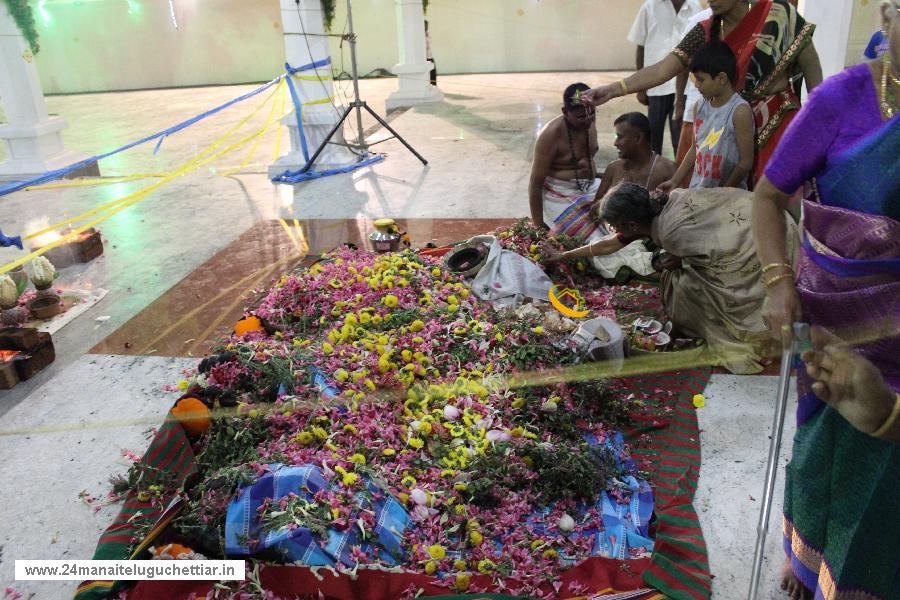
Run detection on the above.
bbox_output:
[762,278,802,349]
[580,84,620,107]
[801,326,896,437]
[655,179,677,195]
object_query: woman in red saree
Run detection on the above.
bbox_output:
[581,0,822,184]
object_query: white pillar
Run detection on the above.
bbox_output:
[385,0,442,112]
[269,0,356,179]
[799,0,853,81]
[0,4,93,181]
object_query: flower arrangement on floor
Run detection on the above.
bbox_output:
[112,224,664,598]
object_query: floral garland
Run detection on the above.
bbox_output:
[321,0,335,31]
[117,223,662,597]
[3,0,39,55]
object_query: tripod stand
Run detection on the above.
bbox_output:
[296,0,428,174]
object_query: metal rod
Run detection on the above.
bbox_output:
[747,323,809,599]
[301,105,354,173]
[345,0,367,153]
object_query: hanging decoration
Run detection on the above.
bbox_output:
[3,0,40,54]
[321,0,335,31]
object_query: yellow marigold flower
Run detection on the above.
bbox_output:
[359,312,371,324]
[431,268,441,277]
[460,289,470,298]
[409,319,425,333]
[177,380,189,391]
[349,453,366,465]
[411,336,424,344]
[372,315,383,325]
[401,474,417,487]
[455,504,466,515]
[331,507,341,519]
[311,426,328,440]
[469,530,484,546]
[364,379,377,392]
[417,421,432,436]
[454,573,471,591]
[382,448,396,456]
[447,294,458,305]
[510,426,524,437]
[523,430,538,440]
[533,326,544,335]
[440,469,455,478]
[294,431,314,445]
[447,304,458,314]
[382,294,399,308]
[408,437,425,449]
[530,539,544,551]
[542,548,558,560]
[427,544,446,560]
[495,332,504,342]
[343,424,357,434]
[692,393,706,408]
[452,558,467,571]
[398,492,409,504]
[424,560,437,575]
[344,314,358,327]
[401,349,413,362]
[334,368,349,382]
[322,342,334,355]
[453,482,468,492]
[477,559,495,574]
[341,472,359,486]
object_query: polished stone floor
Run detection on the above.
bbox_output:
[0,73,791,599]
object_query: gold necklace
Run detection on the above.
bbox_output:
[880,53,898,119]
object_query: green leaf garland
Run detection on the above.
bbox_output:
[321,0,335,31]
[3,0,39,55]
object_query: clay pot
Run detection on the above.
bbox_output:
[0,306,27,326]
[27,294,61,320]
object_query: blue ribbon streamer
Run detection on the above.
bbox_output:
[283,59,334,166]
[273,155,384,184]
[0,74,286,197]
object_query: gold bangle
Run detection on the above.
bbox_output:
[619,80,628,95]
[764,273,794,288]
[762,262,793,274]
[872,394,900,439]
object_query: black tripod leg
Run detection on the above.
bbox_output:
[362,103,428,166]
[301,105,355,173]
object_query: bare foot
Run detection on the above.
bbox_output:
[781,561,812,600]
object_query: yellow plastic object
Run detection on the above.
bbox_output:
[374,218,397,231]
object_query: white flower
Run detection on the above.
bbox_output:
[443,405,461,420]
[557,514,575,532]
[541,400,558,413]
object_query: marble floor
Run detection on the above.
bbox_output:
[0,73,793,599]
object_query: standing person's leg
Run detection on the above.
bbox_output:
[429,59,437,86]
[647,95,668,156]
[666,95,681,156]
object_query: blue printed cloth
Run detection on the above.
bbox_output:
[225,464,411,567]
[225,433,653,568]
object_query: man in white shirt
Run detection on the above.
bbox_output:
[674,6,712,184]
[627,0,704,156]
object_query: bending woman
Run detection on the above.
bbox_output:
[581,0,822,182]
[753,2,900,596]
[545,183,797,374]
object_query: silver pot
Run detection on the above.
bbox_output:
[369,218,402,253]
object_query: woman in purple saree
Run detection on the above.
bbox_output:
[752,5,900,597]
